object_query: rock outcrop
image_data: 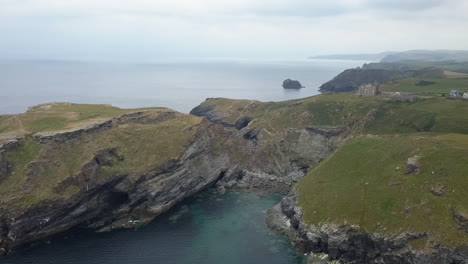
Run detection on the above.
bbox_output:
[268,192,468,264]
[283,79,304,89]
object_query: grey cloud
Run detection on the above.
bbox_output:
[366,0,445,11]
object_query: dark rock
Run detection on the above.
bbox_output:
[234,116,253,130]
[283,79,304,89]
[243,129,259,141]
[454,210,468,233]
[268,190,468,264]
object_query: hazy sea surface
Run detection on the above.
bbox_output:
[3,189,307,264]
[0,59,366,114]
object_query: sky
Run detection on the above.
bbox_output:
[0,0,467,61]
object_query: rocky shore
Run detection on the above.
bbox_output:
[267,192,468,264]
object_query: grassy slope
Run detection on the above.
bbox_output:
[292,91,468,248]
[297,134,468,247]
[199,93,468,135]
[200,91,468,248]
[198,94,382,134]
[0,103,203,207]
[0,102,161,142]
[380,77,468,95]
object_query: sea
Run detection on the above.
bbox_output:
[0,58,365,114]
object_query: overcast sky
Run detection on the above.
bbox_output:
[1,0,467,61]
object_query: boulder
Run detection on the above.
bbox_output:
[429,185,446,196]
[405,155,420,174]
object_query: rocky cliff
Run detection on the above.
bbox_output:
[268,192,468,264]
[0,108,237,254]
[0,100,351,255]
[1,93,467,264]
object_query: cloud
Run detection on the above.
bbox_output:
[0,0,466,60]
[365,0,445,11]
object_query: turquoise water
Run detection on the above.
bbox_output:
[3,189,306,264]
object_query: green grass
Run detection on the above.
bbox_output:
[200,81,468,250]
[198,94,383,137]
[0,102,163,139]
[380,77,468,95]
[297,133,468,248]
[0,107,204,207]
[0,137,42,197]
[200,93,468,138]
[28,117,69,132]
[198,93,468,249]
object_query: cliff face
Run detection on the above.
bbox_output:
[0,109,236,254]
[0,101,350,255]
[268,193,468,264]
[1,93,467,263]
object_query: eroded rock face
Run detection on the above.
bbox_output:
[0,100,352,255]
[0,119,233,253]
[454,210,468,233]
[268,193,468,264]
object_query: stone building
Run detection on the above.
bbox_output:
[358,83,380,96]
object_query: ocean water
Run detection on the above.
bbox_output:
[3,189,307,264]
[0,59,365,114]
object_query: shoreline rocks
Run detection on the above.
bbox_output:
[267,192,468,264]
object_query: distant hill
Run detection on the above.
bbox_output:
[381,50,468,62]
[318,62,443,93]
[308,52,396,61]
[310,50,468,63]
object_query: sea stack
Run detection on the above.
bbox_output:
[282,79,304,89]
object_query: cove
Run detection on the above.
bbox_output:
[3,189,306,264]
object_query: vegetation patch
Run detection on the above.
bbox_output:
[297,134,468,247]
[0,102,161,139]
[380,77,468,96]
[0,106,203,207]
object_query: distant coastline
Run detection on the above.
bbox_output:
[308,51,395,61]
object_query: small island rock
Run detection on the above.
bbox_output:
[282,79,304,89]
